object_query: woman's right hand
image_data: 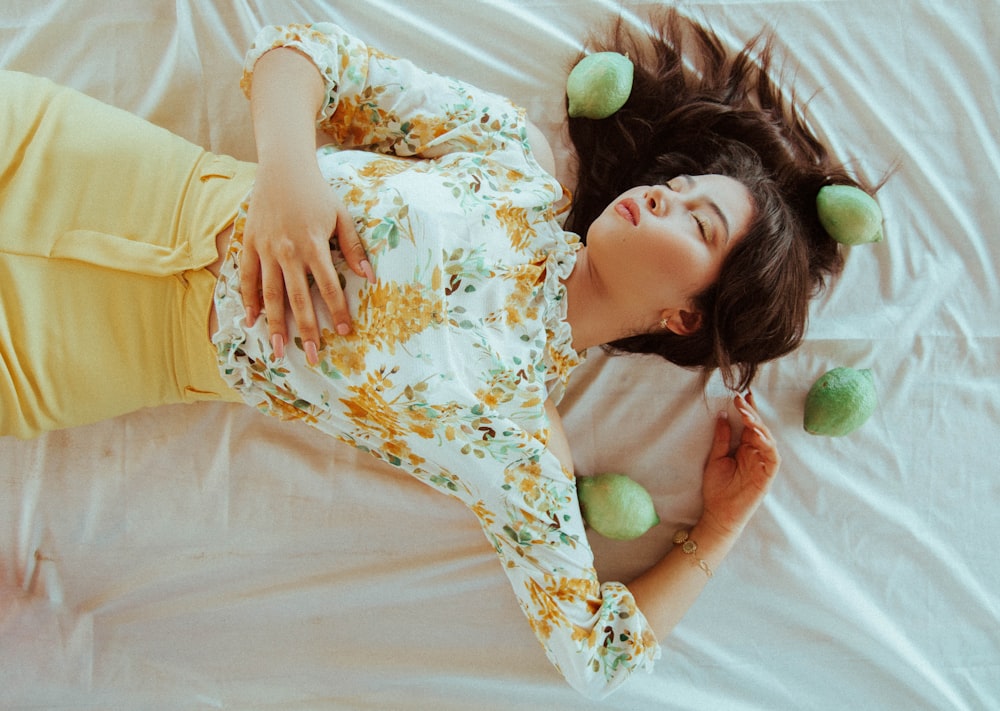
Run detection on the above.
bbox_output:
[626,393,780,641]
[239,164,373,365]
[699,392,781,539]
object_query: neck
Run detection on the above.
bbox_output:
[562,246,627,351]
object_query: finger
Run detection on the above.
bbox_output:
[734,394,757,427]
[732,394,778,455]
[334,208,375,284]
[708,411,732,460]
[239,246,263,326]
[310,262,353,337]
[737,404,770,440]
[742,423,768,444]
[259,261,288,355]
[741,419,776,458]
[735,393,770,434]
[743,425,780,468]
[750,417,774,447]
[283,269,321,363]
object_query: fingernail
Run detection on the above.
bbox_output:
[245,307,256,326]
[718,410,729,421]
[360,259,375,284]
[271,333,285,358]
[305,340,319,366]
[336,322,351,336]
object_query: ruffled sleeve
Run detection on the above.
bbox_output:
[416,423,662,700]
[537,229,584,405]
[242,22,538,163]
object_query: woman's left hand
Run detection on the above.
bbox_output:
[240,163,372,363]
[699,392,781,539]
[240,47,375,365]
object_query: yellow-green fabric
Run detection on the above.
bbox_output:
[0,71,253,438]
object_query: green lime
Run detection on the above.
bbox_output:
[566,52,634,119]
[816,185,884,245]
[804,367,878,436]
[577,472,660,540]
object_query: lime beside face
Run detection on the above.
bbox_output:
[577,472,660,540]
[566,52,634,119]
[804,367,878,436]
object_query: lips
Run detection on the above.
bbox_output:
[615,198,639,226]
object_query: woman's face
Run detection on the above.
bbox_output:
[585,174,755,333]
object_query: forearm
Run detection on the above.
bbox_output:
[627,520,741,641]
[249,47,325,170]
[241,45,370,345]
[629,396,779,641]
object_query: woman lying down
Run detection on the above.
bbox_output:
[0,10,874,699]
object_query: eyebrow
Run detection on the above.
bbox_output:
[683,175,730,245]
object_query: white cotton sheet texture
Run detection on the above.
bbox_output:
[1,1,998,709]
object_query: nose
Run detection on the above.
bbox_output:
[645,185,677,216]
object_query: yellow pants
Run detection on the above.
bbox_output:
[0,71,255,438]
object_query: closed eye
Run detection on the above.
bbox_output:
[677,175,729,244]
[693,212,711,241]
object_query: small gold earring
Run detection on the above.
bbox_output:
[659,318,670,331]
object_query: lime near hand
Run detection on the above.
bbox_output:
[804,366,878,436]
[577,472,660,541]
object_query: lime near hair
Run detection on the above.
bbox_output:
[565,9,879,391]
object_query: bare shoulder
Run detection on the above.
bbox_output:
[526,119,557,177]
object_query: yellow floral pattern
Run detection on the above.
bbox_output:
[214,22,659,699]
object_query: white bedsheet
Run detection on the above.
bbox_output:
[2,1,998,709]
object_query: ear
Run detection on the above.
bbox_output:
[660,308,703,336]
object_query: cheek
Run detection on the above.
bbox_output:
[647,239,715,297]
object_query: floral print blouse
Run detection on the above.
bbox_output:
[212,22,660,698]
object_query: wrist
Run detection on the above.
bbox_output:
[254,159,321,187]
[250,51,325,165]
[674,519,741,573]
[696,507,751,543]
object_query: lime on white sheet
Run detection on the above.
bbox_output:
[577,472,660,540]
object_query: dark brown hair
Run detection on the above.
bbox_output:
[565,10,879,391]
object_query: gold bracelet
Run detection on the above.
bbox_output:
[673,530,713,578]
